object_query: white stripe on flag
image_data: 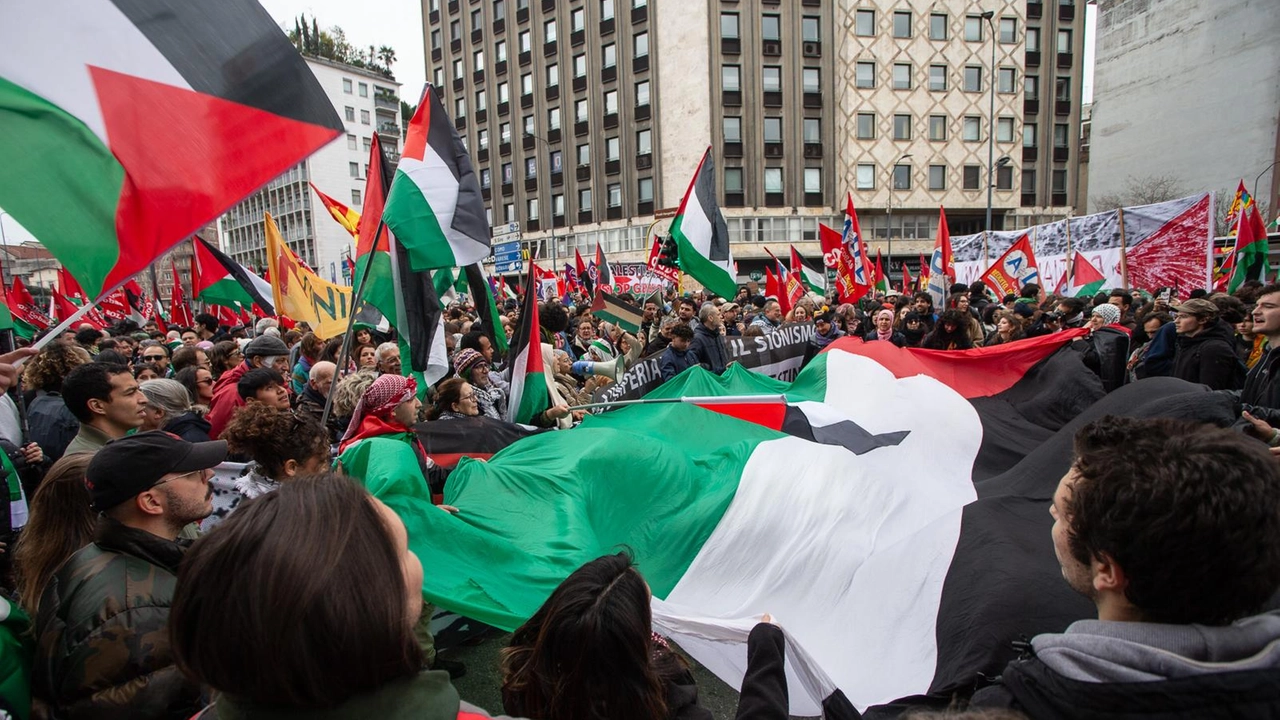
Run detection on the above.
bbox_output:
[681,194,719,266]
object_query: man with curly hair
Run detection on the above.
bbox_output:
[971,416,1280,715]
[25,344,91,461]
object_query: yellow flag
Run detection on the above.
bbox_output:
[264,213,352,339]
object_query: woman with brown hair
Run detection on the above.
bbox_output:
[13,454,95,616]
[205,341,242,381]
[983,310,1026,347]
[171,473,517,717]
[24,343,91,461]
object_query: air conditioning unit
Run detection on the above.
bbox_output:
[802,42,821,58]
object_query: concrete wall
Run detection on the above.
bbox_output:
[654,0,712,208]
[1089,0,1280,212]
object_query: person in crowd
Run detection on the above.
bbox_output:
[643,316,681,357]
[207,335,290,439]
[425,377,481,422]
[12,454,95,618]
[203,341,239,380]
[1127,312,1172,380]
[551,350,599,407]
[984,310,1026,347]
[1168,298,1245,390]
[720,302,744,337]
[949,293,985,347]
[750,300,783,334]
[675,297,699,329]
[788,304,811,323]
[911,293,938,332]
[453,349,507,420]
[865,309,907,347]
[210,404,331,527]
[171,345,211,376]
[32,432,225,720]
[1238,285,1280,432]
[376,342,402,376]
[640,299,662,344]
[1054,297,1088,330]
[331,369,379,436]
[923,309,976,351]
[138,343,171,376]
[174,365,215,409]
[73,328,102,355]
[179,328,199,347]
[1086,302,1122,333]
[289,332,323,395]
[193,313,220,342]
[568,317,597,360]
[898,311,927,347]
[1235,309,1268,369]
[811,307,845,350]
[133,363,161,382]
[690,304,729,375]
[139,378,212,442]
[236,368,293,411]
[25,343,91,462]
[354,327,375,347]
[501,552,789,720]
[970,416,1280,715]
[1106,289,1135,325]
[352,343,378,371]
[660,323,698,382]
[294,360,341,440]
[61,362,147,456]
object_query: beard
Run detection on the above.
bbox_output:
[159,483,212,529]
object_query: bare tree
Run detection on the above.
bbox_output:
[1092,174,1185,211]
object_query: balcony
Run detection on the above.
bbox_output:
[547,85,559,101]
[520,93,534,109]
[495,60,507,76]
[803,91,822,109]
[637,200,653,215]
[1053,146,1069,162]
[448,0,458,12]
[725,192,745,207]
[603,112,618,129]
[633,55,649,73]
[497,101,509,116]
[527,218,540,231]
[1052,192,1068,206]
[1059,3,1075,21]
[605,159,620,175]
[606,206,623,220]
[573,75,587,92]
[454,115,466,130]
[575,120,589,136]
[805,192,823,206]
[1055,100,1071,116]
[472,69,485,83]
[544,40,557,58]
[493,18,504,34]
[547,128,561,143]
[451,39,462,53]
[432,47,442,62]
[600,18,615,35]
[377,122,400,138]
[724,141,743,158]
[471,28,484,43]
[525,177,537,192]
[516,6,528,22]
[1022,192,1037,207]
[542,0,554,11]
[500,141,512,156]
[1024,98,1040,115]
[453,77,465,92]
[764,192,785,207]
[578,210,593,223]
[571,29,585,46]
[722,90,742,107]
[519,50,531,66]
[1027,1,1042,19]
[763,91,782,107]
[475,108,486,123]
[374,93,399,111]
[522,134,536,151]
[722,38,741,54]
[1058,52,1073,69]
[803,142,822,159]
[1026,51,1040,67]
[602,66,617,83]
[635,104,650,121]
[1022,146,1037,162]
[477,147,489,162]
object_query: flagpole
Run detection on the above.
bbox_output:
[319,218,386,431]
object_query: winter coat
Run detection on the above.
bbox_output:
[26,391,78,462]
[1171,320,1246,391]
[660,345,699,382]
[1240,346,1280,425]
[162,411,211,443]
[863,330,907,347]
[690,323,729,374]
[32,517,199,720]
[206,360,252,440]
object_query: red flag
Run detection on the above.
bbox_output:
[925,207,953,306]
[764,266,780,304]
[918,253,929,290]
[762,247,793,315]
[214,305,239,326]
[7,277,53,329]
[169,262,195,327]
[646,236,681,284]
[784,246,807,308]
[575,248,592,294]
[843,193,871,287]
[979,234,1040,298]
[819,223,868,304]
[52,289,101,328]
[901,263,914,294]
[56,267,87,304]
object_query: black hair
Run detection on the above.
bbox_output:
[1056,297,1085,315]
[458,330,491,353]
[540,302,570,333]
[73,328,101,346]
[62,362,132,423]
[237,368,285,401]
[1019,283,1041,299]
[194,313,220,333]
[93,349,130,366]
[667,323,694,341]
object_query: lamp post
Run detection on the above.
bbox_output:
[524,131,559,269]
[1255,160,1279,222]
[886,152,912,270]
[981,9,999,246]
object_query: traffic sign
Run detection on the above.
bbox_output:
[496,259,524,273]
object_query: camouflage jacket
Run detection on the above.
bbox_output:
[31,517,201,720]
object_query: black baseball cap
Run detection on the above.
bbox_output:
[86,431,227,511]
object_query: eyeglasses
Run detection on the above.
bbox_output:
[152,468,207,488]
[458,393,476,401]
[196,379,213,386]
[143,355,166,361]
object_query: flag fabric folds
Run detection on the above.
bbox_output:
[594,244,614,291]
[1225,180,1254,236]
[354,135,398,324]
[592,289,643,334]
[389,234,450,390]
[464,264,509,353]
[264,213,352,338]
[926,207,954,307]
[1065,252,1107,297]
[311,182,361,237]
[1228,205,1270,292]
[193,238,274,316]
[669,147,737,298]
[505,266,552,424]
[383,85,490,271]
[979,234,1041,298]
[169,262,194,328]
[820,222,868,304]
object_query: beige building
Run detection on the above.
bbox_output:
[423,0,1087,283]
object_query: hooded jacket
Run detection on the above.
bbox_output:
[690,323,729,374]
[207,360,251,439]
[1171,320,1245,391]
[1240,346,1280,424]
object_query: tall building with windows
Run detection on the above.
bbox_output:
[220,57,401,283]
[424,0,1085,283]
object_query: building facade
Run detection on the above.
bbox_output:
[423,0,1086,283]
[1088,0,1280,220]
[220,58,401,283]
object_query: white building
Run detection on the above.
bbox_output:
[220,57,401,283]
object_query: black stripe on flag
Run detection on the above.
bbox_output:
[423,85,491,249]
[196,238,275,315]
[110,0,343,132]
[391,234,444,375]
[693,151,731,263]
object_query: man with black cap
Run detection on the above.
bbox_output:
[206,335,291,438]
[32,431,226,720]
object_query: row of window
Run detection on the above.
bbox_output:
[448,78,647,127]
[438,28,648,70]
[718,113,1047,146]
[720,13,821,42]
[846,165,1071,195]
[486,175,653,222]
[846,61,1018,93]
[428,0,648,20]
[340,78,395,97]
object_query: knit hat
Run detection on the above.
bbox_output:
[243,335,289,357]
[453,348,487,377]
[1090,303,1121,326]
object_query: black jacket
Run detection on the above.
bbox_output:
[1241,347,1280,424]
[162,412,211,444]
[1171,320,1246,391]
[690,324,729,374]
[863,331,907,347]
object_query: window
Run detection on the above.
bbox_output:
[521,73,533,95]
[352,189,362,206]
[523,115,535,135]
[603,43,617,68]
[929,165,946,190]
[604,90,618,114]
[347,133,357,150]
[1026,28,1041,52]
[548,107,561,130]
[478,128,489,149]
[476,88,488,111]
[454,58,464,79]
[892,164,911,190]
[527,198,539,219]
[519,30,531,53]
[635,80,650,106]
[495,1,506,18]
[547,63,559,86]
[722,65,741,91]
[1054,123,1069,148]
[723,116,742,142]
[431,29,442,49]
[606,136,620,161]
[608,183,622,207]
[764,168,783,193]
[803,68,820,93]
[577,143,590,165]
[433,67,444,87]
[997,165,1014,190]
[1055,77,1071,102]
[498,82,510,103]
[1023,168,1037,194]
[1052,169,1067,194]
[1000,17,1017,43]
[552,194,564,217]
[804,168,821,193]
[892,11,911,38]
[964,15,984,42]
[349,161,360,178]
[637,128,651,155]
[964,65,982,92]
[343,78,353,94]
[997,117,1015,142]
[1025,75,1040,100]
[1058,30,1072,54]
[928,115,947,141]
[892,114,912,140]
[358,82,368,97]
[360,109,370,124]
[803,16,820,42]
[500,122,511,143]
[579,188,592,210]
[471,8,482,30]
[764,117,782,143]
[451,20,462,41]
[763,66,781,92]
[892,63,912,90]
[725,168,744,193]
[803,118,820,143]
[363,136,371,151]
[856,112,875,140]
[634,32,648,58]
[1023,124,1038,147]
[575,99,589,122]
[762,15,781,41]
[544,19,557,43]
[638,177,654,203]
[856,164,875,190]
[574,54,587,77]
[481,168,491,189]
[963,116,981,141]
[525,156,537,178]
[571,7,585,32]
[963,165,980,190]
[474,50,485,72]
[998,67,1016,93]
[929,13,947,40]
[721,13,739,39]
[344,106,355,122]
[928,64,947,91]
[856,62,876,89]
[550,150,562,173]
[855,10,875,36]
[601,0,615,20]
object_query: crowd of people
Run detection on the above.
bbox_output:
[0,271,1270,719]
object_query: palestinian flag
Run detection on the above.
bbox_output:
[431,266,469,302]
[413,415,545,469]
[311,182,360,238]
[505,266,551,425]
[389,232,450,391]
[873,250,891,294]
[592,289,643,334]
[6,277,52,338]
[369,328,1232,714]
[763,247,794,315]
[790,246,826,294]
[1227,205,1270,292]
[670,147,736,297]
[464,263,509,353]
[383,85,490,271]
[1065,251,1106,297]
[354,135,397,326]
[56,267,87,305]
[0,0,342,302]
[594,244,613,290]
[193,238,274,315]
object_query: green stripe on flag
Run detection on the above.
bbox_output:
[383,170,455,271]
[197,278,257,311]
[670,215,737,298]
[1072,280,1105,298]
[356,251,397,323]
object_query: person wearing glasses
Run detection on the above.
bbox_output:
[137,342,171,377]
[31,431,226,720]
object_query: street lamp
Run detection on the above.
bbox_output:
[1255,160,1279,220]
[886,152,912,268]
[981,9,999,245]
[524,132,559,268]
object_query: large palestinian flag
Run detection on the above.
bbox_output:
[0,0,343,301]
[193,238,274,315]
[669,147,736,298]
[354,330,1233,715]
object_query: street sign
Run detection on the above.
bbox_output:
[492,222,520,236]
[749,270,764,282]
[496,259,524,273]
[493,240,522,263]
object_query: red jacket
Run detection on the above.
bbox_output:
[206,361,250,439]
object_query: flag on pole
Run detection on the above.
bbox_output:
[0,0,343,303]
[819,223,866,304]
[901,263,914,294]
[575,248,593,295]
[1225,180,1254,236]
[592,289,644,334]
[506,265,552,425]
[6,276,52,338]
[918,253,929,291]
[790,246,826,294]
[669,148,736,297]
[979,234,1041,298]
[264,213,353,338]
[763,248,794,315]
[193,238,274,315]
[874,250,891,294]
[383,85,490,271]
[594,244,614,291]
[354,135,397,326]
[1228,205,1270,292]
[1065,252,1107,298]
[311,182,361,237]
[169,262,194,328]
[464,264,508,353]
[764,266,781,306]
[926,208,953,307]
[389,232,450,391]
[843,194,871,287]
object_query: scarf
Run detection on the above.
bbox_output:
[1248,335,1268,369]
[340,374,418,451]
[339,415,414,454]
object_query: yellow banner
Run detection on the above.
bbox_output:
[264,213,352,339]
